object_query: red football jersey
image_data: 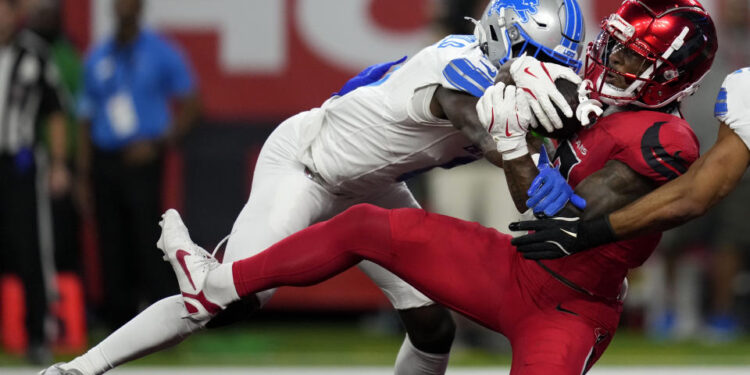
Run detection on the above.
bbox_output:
[544,110,699,298]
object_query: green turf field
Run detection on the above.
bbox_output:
[2,320,750,367]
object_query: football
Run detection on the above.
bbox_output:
[531,78,582,140]
[495,66,582,140]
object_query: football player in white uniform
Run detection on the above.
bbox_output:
[42,1,586,374]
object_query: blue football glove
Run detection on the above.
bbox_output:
[526,146,586,216]
[333,56,407,97]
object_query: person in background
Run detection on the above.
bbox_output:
[28,0,83,276]
[77,0,199,330]
[0,0,69,363]
[700,0,750,339]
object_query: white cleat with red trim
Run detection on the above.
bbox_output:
[157,209,224,321]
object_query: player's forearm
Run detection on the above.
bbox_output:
[457,121,498,156]
[607,179,700,238]
[502,154,537,212]
[609,158,731,238]
[434,87,499,157]
[608,124,750,239]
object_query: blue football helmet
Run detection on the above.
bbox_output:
[474,0,585,72]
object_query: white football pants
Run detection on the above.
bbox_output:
[224,112,433,309]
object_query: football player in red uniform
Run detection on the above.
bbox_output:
[159,1,717,374]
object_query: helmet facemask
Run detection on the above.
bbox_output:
[584,11,704,108]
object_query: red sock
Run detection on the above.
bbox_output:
[232,204,393,297]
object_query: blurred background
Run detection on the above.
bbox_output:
[0,0,749,370]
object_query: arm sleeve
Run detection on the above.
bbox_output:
[160,40,196,97]
[433,35,497,97]
[612,120,699,185]
[715,67,750,151]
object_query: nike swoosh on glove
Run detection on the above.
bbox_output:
[476,82,535,160]
[510,55,582,133]
[508,212,615,260]
[526,146,586,216]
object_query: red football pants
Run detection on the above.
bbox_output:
[233,204,621,374]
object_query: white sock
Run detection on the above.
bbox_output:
[394,336,450,375]
[205,263,240,307]
[65,295,205,375]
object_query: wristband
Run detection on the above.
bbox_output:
[500,143,529,161]
[578,215,617,249]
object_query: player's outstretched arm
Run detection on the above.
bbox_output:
[608,122,750,238]
[434,78,538,170]
[432,86,502,165]
[508,126,750,257]
[510,160,655,259]
[511,68,750,254]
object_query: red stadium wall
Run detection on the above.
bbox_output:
[62,0,622,122]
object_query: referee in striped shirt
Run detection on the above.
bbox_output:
[0,0,69,363]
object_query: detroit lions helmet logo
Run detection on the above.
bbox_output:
[489,0,539,23]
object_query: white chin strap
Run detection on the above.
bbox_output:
[598,77,635,107]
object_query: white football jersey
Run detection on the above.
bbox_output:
[715,67,750,151]
[298,35,499,193]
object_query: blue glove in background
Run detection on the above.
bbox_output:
[526,146,586,216]
[333,56,407,97]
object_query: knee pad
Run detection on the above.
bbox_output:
[205,296,261,329]
[398,305,456,354]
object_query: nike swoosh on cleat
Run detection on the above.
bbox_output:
[176,249,197,290]
[182,291,223,315]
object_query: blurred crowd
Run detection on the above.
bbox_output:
[0,0,197,364]
[0,0,747,365]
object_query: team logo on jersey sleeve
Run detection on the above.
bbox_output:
[641,122,688,181]
[489,0,539,23]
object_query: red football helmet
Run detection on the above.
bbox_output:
[584,0,718,108]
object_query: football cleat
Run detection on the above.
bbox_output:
[157,209,224,321]
[38,363,83,375]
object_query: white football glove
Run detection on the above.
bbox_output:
[476,82,534,160]
[715,68,750,148]
[510,55,582,133]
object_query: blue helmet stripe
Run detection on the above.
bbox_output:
[572,0,584,41]
[560,0,583,51]
[442,59,493,97]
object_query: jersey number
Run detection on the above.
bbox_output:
[437,35,476,49]
[553,140,581,180]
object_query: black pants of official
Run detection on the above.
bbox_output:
[92,149,178,329]
[0,156,50,347]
